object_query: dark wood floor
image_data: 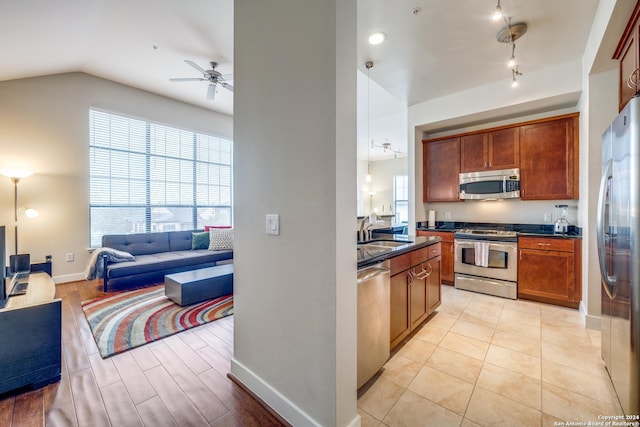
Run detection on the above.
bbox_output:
[0,279,285,427]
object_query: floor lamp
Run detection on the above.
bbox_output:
[1,169,37,255]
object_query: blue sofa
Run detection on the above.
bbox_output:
[101,230,233,292]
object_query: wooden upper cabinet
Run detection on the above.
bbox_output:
[460,134,488,172]
[614,2,640,112]
[460,128,519,172]
[423,137,460,202]
[489,127,520,170]
[519,115,579,200]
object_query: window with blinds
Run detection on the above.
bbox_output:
[393,175,408,224]
[89,109,232,247]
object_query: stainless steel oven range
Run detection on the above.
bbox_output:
[454,229,518,299]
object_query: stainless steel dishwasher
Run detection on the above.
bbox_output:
[357,260,391,388]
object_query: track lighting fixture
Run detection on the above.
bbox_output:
[492,2,527,88]
[492,0,503,21]
[511,67,522,87]
[365,61,373,183]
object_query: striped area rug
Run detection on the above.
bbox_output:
[82,285,233,358]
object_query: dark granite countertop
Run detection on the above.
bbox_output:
[357,235,441,270]
[416,221,582,239]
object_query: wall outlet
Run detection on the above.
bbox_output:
[65,253,74,262]
[444,211,452,220]
[544,213,552,222]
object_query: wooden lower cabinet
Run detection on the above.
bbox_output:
[390,243,442,349]
[517,237,581,308]
[416,230,454,284]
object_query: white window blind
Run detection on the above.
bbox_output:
[89,109,232,247]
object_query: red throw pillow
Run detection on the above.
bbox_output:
[204,225,232,231]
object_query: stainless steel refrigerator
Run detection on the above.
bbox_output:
[598,95,640,415]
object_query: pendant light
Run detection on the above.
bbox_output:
[365,61,373,183]
[494,8,527,88]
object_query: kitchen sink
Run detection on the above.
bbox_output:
[357,245,391,261]
[364,240,412,247]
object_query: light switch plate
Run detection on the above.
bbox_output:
[266,214,280,235]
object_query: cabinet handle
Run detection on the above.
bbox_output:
[519,251,522,261]
[415,263,433,280]
[537,243,552,246]
[627,68,640,91]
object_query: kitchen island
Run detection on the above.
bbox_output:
[358,235,442,350]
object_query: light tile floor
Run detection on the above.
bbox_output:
[357,285,623,427]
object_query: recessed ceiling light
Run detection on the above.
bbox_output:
[368,32,386,45]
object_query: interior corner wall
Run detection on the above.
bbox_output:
[0,73,232,282]
[232,1,358,426]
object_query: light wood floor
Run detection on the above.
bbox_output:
[0,279,285,427]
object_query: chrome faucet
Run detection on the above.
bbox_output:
[358,216,376,242]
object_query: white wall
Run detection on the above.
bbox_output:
[359,157,408,217]
[232,1,358,426]
[578,0,631,328]
[423,199,579,227]
[0,72,232,282]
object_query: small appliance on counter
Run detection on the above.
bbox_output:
[553,204,569,234]
[427,210,436,228]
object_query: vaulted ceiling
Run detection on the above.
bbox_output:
[1,0,599,159]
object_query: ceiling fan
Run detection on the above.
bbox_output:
[170,60,233,100]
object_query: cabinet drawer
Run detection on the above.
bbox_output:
[390,252,411,276]
[426,243,441,260]
[410,247,429,266]
[518,237,574,252]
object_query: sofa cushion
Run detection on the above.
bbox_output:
[169,230,198,251]
[209,228,234,250]
[191,232,210,250]
[102,232,170,256]
[106,249,233,279]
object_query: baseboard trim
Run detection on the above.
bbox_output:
[51,273,86,284]
[580,300,601,330]
[227,372,292,427]
[230,358,324,427]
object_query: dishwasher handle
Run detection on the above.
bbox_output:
[357,266,390,284]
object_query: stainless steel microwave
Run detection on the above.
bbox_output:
[459,168,520,200]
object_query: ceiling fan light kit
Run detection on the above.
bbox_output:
[491,2,528,88]
[170,60,233,101]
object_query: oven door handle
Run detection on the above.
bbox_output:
[455,241,516,251]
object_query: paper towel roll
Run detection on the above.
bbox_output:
[428,210,436,228]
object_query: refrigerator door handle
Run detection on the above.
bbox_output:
[597,158,617,297]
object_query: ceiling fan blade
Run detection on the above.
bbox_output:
[207,83,217,100]
[169,77,206,82]
[221,82,234,93]
[184,60,207,75]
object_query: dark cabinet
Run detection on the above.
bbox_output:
[416,230,453,284]
[614,3,640,111]
[517,237,581,308]
[0,273,61,395]
[460,128,519,173]
[423,138,460,202]
[424,114,578,202]
[390,243,441,349]
[460,133,487,172]
[519,115,579,200]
